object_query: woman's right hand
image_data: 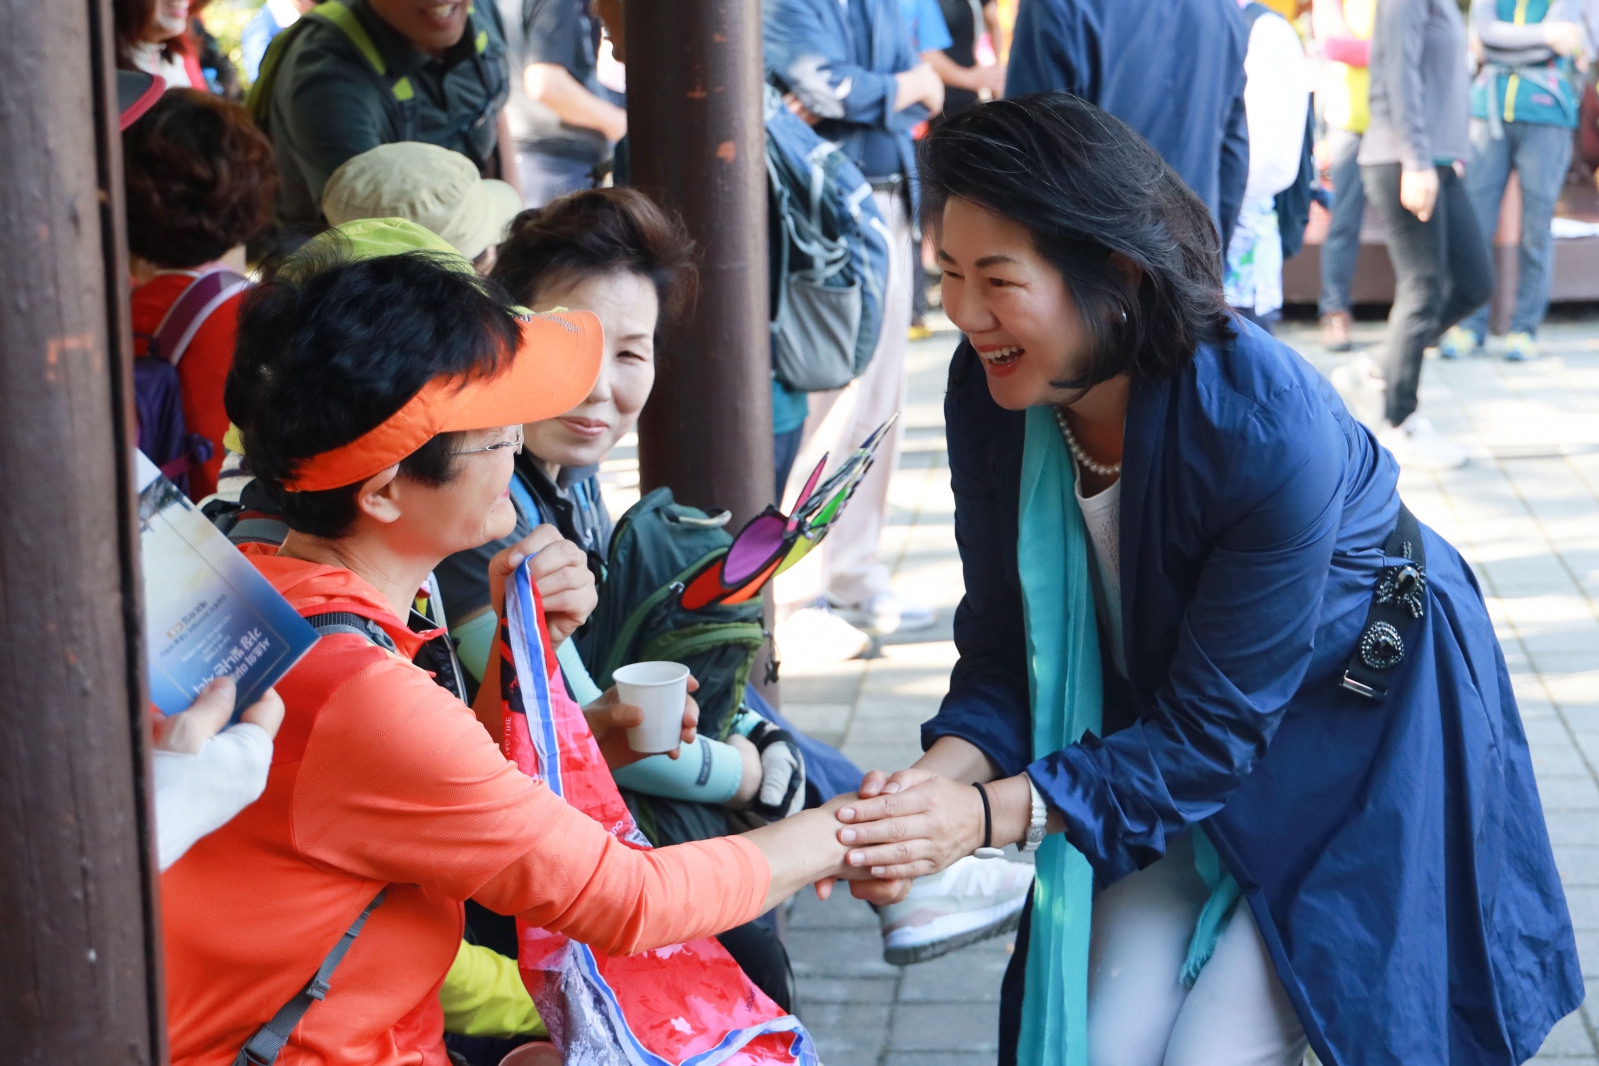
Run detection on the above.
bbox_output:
[1543,20,1583,56]
[1400,167,1439,223]
[486,524,596,646]
[155,676,285,754]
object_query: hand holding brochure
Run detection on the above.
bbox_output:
[137,451,318,716]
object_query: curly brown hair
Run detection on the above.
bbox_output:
[123,89,277,268]
[491,187,699,327]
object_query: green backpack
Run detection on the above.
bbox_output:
[576,487,769,743]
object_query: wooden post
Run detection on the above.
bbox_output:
[0,2,167,1063]
[623,0,773,532]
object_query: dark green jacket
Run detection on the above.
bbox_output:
[258,0,509,226]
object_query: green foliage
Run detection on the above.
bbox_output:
[201,0,264,85]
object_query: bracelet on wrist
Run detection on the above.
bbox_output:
[972,782,1005,860]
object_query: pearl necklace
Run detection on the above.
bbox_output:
[1052,406,1122,477]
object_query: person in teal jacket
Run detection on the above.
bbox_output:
[1442,0,1595,361]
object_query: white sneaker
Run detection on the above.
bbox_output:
[878,855,1035,965]
[1377,415,1468,471]
[828,591,936,634]
[774,602,872,665]
[1328,354,1386,429]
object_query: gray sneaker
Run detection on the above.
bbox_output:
[878,856,1035,965]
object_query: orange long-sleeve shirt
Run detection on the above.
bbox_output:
[161,555,770,1066]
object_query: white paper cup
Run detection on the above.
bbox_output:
[614,661,691,754]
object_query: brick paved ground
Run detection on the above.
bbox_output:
[769,313,1599,1065]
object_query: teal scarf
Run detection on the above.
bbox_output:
[1015,407,1241,1066]
[1016,405,1104,1066]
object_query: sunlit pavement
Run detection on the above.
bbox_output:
[601,314,1599,1064]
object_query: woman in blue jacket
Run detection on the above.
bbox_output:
[834,94,1580,1066]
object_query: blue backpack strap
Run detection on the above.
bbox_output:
[232,889,386,1066]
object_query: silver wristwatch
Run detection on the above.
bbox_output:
[1021,774,1047,853]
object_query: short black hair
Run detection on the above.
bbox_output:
[918,93,1233,388]
[225,250,521,538]
[491,187,699,326]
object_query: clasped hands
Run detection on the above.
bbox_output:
[812,767,1032,904]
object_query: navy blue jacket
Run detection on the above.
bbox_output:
[927,325,1581,1064]
[1006,0,1250,251]
[763,0,928,192]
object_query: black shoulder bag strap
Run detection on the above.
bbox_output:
[232,609,402,1065]
[232,889,386,1065]
[1341,503,1428,700]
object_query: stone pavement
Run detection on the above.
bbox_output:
[767,314,1599,1065]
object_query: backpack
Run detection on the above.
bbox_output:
[133,267,246,495]
[1240,3,1317,260]
[765,85,891,392]
[574,487,769,745]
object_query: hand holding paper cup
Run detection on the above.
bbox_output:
[613,661,693,754]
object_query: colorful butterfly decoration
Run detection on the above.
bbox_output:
[677,414,900,611]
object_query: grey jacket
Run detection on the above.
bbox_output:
[1359,0,1470,170]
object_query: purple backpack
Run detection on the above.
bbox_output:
[133,267,249,495]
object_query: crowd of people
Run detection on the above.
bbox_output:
[110,0,1599,1064]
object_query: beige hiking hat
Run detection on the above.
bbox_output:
[321,142,524,261]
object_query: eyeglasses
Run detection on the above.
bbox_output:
[455,426,524,457]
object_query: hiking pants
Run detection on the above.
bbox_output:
[1361,162,1493,426]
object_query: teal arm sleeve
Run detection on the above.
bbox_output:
[612,734,746,804]
[452,610,499,683]
[556,639,605,706]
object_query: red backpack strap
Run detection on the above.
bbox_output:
[150,266,251,366]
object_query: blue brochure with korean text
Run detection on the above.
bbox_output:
[137,451,318,716]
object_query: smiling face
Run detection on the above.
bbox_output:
[524,270,659,472]
[937,196,1098,411]
[146,0,190,42]
[366,0,469,57]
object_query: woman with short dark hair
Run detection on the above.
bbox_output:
[125,88,276,497]
[831,94,1579,1066]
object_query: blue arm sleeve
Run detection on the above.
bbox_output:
[452,610,499,683]
[555,638,605,706]
[765,0,903,127]
[1026,386,1347,883]
[612,735,746,804]
[919,344,1033,777]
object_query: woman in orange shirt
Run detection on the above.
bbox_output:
[160,219,890,1066]
[125,88,276,499]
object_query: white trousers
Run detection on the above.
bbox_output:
[774,188,913,608]
[1088,837,1308,1066]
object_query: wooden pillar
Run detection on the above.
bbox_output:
[623,0,773,531]
[0,2,166,1063]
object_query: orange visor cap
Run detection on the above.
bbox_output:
[280,309,603,493]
